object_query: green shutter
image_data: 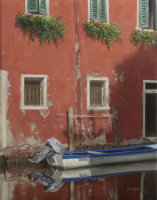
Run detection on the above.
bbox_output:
[39,0,47,15]
[27,0,39,13]
[139,0,149,28]
[99,0,107,22]
[90,0,99,21]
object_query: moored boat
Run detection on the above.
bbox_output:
[52,144,157,169]
[28,138,157,169]
[28,161,157,192]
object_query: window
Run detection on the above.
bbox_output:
[26,0,49,16]
[140,173,157,200]
[21,75,48,110]
[143,80,157,137]
[139,0,157,29]
[87,77,109,110]
[89,0,108,22]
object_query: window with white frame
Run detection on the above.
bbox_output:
[87,77,109,110]
[138,0,157,30]
[143,80,157,137]
[89,0,108,22]
[26,0,49,16]
[21,75,48,110]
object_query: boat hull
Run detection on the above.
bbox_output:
[62,151,157,169]
[51,144,157,169]
[61,161,157,182]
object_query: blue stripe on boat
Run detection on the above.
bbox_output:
[62,170,157,182]
[62,148,157,159]
[63,144,157,155]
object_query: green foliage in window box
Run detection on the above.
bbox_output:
[130,29,157,47]
[16,13,66,44]
[83,20,122,48]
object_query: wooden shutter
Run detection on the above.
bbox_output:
[24,79,43,106]
[39,0,47,15]
[90,0,99,21]
[139,0,149,28]
[90,82,103,106]
[99,0,107,22]
[27,0,39,13]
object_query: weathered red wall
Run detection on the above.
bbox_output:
[1,0,77,146]
[13,182,70,200]
[11,175,141,200]
[118,173,141,200]
[73,0,157,145]
[1,0,157,147]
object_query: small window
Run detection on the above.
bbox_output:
[21,75,48,110]
[139,0,157,30]
[143,80,157,137]
[26,0,49,16]
[87,77,109,110]
[89,0,108,22]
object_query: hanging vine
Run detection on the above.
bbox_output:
[16,13,66,45]
[130,29,157,47]
[83,20,122,48]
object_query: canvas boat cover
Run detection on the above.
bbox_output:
[28,138,64,165]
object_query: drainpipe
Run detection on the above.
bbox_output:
[69,1,82,200]
[0,70,7,148]
[73,0,82,119]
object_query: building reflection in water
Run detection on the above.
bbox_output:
[0,161,156,200]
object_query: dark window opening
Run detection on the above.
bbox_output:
[143,173,157,200]
[149,0,156,29]
[146,83,157,89]
[145,93,157,137]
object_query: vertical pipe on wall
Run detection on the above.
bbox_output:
[113,107,120,147]
[0,70,7,148]
[68,107,74,151]
[68,107,74,200]
[73,0,82,122]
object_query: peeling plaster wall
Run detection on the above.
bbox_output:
[1,0,157,148]
[0,70,14,147]
[1,0,76,147]
[71,0,157,146]
[0,169,144,200]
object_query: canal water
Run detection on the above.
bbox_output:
[0,161,157,200]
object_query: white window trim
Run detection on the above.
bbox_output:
[25,0,50,16]
[21,74,48,110]
[87,76,110,110]
[137,0,139,29]
[87,0,109,23]
[143,80,157,138]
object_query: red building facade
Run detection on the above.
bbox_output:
[0,0,157,149]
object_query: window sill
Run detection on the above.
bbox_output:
[24,12,49,17]
[21,106,48,110]
[136,27,156,32]
[87,106,110,111]
[143,136,157,141]
[88,19,109,24]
